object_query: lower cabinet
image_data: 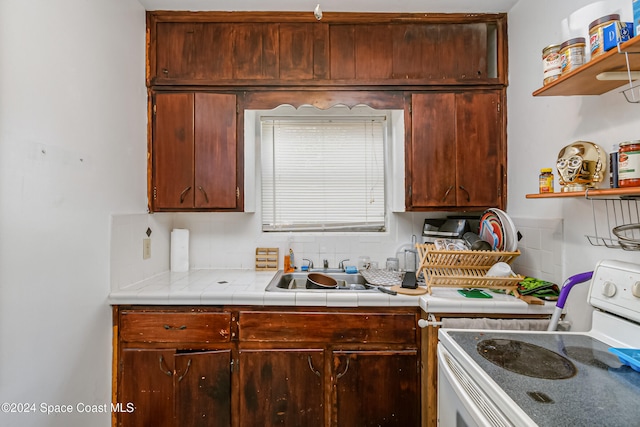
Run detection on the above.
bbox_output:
[237,349,325,426]
[333,350,420,426]
[119,348,231,427]
[113,306,421,427]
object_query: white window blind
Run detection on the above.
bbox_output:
[261,117,386,232]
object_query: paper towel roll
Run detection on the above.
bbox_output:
[171,229,189,272]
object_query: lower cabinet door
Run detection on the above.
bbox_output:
[333,350,420,427]
[175,350,232,427]
[119,349,175,427]
[238,348,325,427]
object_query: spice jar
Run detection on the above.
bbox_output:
[618,141,640,188]
[560,37,585,75]
[589,14,620,59]
[542,44,562,86]
[539,168,554,193]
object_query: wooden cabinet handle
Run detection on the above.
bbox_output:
[441,185,454,202]
[459,185,471,202]
[307,355,321,377]
[179,186,192,204]
[198,186,209,203]
[158,355,172,377]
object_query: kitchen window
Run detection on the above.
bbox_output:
[260,109,387,232]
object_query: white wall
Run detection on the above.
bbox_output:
[0,1,146,426]
[508,0,640,327]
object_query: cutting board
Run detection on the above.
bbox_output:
[518,295,545,305]
[390,285,428,295]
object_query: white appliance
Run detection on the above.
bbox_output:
[438,259,640,427]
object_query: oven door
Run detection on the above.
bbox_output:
[438,343,515,427]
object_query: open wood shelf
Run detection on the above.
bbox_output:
[533,36,640,97]
[526,187,640,199]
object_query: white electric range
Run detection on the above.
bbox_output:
[438,259,640,427]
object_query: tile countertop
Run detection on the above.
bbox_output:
[108,269,556,315]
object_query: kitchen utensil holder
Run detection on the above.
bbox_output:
[415,244,523,295]
[255,247,279,270]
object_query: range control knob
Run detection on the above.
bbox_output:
[633,281,640,298]
[602,281,617,298]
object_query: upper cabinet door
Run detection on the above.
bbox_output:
[455,91,502,208]
[194,93,237,209]
[153,92,195,209]
[409,93,457,208]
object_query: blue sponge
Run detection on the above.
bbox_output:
[345,266,358,274]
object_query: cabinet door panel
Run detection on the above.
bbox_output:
[175,350,231,427]
[119,349,175,427]
[355,25,393,80]
[455,91,501,207]
[153,93,195,209]
[334,350,420,427]
[410,93,456,207]
[279,23,314,80]
[155,23,234,81]
[329,25,356,80]
[392,25,439,79]
[194,93,237,209]
[238,349,324,427]
[233,24,278,80]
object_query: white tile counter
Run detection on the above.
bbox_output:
[108,269,557,315]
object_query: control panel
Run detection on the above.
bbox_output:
[588,259,640,324]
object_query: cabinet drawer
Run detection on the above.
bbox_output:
[120,312,231,343]
[239,311,417,344]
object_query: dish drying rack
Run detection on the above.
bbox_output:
[585,194,640,250]
[416,244,523,295]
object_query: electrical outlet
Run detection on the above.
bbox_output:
[143,238,151,259]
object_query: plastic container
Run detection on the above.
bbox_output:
[618,140,640,188]
[539,168,554,193]
[560,37,585,74]
[542,44,562,86]
[589,14,620,59]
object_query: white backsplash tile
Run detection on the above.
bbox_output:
[510,217,563,285]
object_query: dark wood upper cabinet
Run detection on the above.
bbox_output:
[408,90,504,211]
[151,92,239,212]
[147,12,507,87]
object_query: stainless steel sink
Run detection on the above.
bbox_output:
[265,270,373,292]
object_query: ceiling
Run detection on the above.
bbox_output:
[137,0,519,13]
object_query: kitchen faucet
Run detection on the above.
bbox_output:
[303,258,314,270]
[338,259,350,270]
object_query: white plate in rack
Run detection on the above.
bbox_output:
[489,208,518,252]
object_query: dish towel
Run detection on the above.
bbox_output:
[170,229,189,272]
[441,318,550,330]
